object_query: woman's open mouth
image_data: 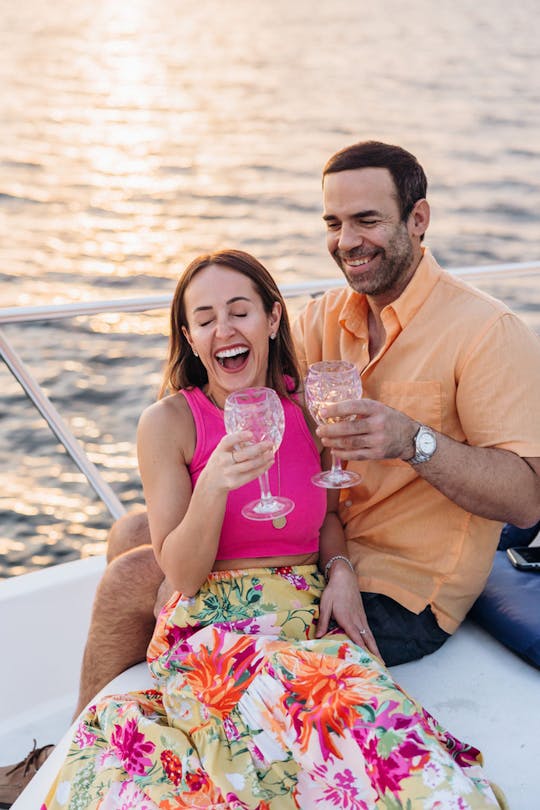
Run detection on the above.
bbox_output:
[215,345,250,371]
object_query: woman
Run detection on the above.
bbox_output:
[44,250,501,809]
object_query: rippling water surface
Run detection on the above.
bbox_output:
[1,0,539,576]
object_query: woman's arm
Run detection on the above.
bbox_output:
[137,394,274,595]
[315,449,382,660]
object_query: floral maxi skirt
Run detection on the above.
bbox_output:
[44,565,500,809]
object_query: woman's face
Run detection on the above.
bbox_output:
[182,264,281,404]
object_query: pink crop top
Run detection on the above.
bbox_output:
[181,386,326,560]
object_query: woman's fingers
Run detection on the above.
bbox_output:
[212,432,275,488]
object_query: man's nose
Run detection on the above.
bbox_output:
[338,222,361,252]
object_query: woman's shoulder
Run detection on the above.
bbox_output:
[138,391,194,439]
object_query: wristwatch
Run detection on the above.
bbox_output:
[407,424,437,465]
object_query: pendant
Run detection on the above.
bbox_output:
[272,516,287,529]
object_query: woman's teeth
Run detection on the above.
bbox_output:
[216,346,249,367]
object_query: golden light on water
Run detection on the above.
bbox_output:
[2,0,539,576]
[86,311,169,335]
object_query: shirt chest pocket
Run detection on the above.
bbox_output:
[378,381,442,466]
[379,381,442,428]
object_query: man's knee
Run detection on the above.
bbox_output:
[79,545,161,710]
[98,545,163,614]
[106,509,151,562]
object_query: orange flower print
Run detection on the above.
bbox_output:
[182,629,263,716]
[278,648,381,759]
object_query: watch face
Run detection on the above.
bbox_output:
[419,432,436,453]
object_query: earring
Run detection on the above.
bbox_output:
[193,349,199,357]
[270,333,276,340]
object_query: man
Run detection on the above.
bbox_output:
[294,140,540,665]
[3,140,539,804]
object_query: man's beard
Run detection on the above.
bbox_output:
[335,224,414,297]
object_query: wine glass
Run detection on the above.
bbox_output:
[224,387,295,521]
[305,360,363,489]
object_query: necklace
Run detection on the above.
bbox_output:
[206,390,223,410]
[272,450,287,529]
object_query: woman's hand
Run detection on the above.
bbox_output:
[316,560,383,661]
[202,430,275,493]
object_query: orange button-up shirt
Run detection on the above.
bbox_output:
[293,248,540,632]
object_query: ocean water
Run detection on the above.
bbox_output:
[1,0,539,576]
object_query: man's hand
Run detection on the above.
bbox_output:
[316,398,417,461]
[318,399,540,529]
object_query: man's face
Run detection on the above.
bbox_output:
[322,167,421,301]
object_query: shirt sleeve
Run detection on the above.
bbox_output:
[456,311,540,456]
[292,307,309,377]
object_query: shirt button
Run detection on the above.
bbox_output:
[344,500,352,507]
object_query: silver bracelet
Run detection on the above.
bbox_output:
[324,554,354,582]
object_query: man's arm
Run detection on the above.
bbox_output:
[316,397,540,529]
[408,435,540,529]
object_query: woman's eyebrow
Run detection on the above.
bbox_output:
[193,296,251,314]
[227,296,251,305]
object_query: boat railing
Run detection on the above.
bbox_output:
[1,261,539,521]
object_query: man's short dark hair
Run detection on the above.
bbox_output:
[323,140,427,221]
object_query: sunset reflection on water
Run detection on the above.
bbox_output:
[1,0,539,575]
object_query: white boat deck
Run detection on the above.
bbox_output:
[2,268,539,808]
[1,556,537,809]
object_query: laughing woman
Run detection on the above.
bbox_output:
[44,250,502,809]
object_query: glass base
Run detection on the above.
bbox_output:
[311,469,362,490]
[241,496,295,522]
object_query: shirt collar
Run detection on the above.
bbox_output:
[339,247,442,336]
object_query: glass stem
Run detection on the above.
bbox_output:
[258,470,274,504]
[330,452,343,477]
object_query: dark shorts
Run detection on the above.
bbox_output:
[361,591,451,667]
[498,520,540,550]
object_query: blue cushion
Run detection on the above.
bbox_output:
[469,550,540,668]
